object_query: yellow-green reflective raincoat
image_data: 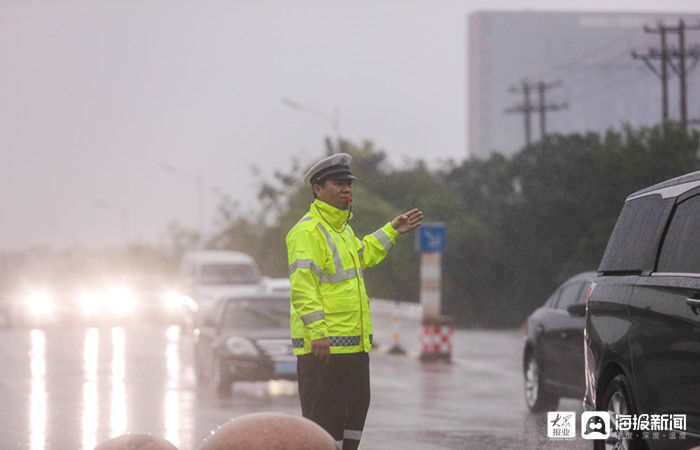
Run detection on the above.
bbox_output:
[286,199,399,355]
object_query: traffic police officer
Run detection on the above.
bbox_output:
[286,152,423,450]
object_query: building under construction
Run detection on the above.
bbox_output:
[468,10,700,159]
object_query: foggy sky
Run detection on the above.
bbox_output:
[1,0,699,250]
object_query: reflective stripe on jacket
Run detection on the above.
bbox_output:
[286,199,399,355]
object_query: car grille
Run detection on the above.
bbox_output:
[256,339,295,362]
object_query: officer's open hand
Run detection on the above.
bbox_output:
[311,337,331,363]
[391,208,424,234]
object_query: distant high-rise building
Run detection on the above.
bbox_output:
[468,11,700,158]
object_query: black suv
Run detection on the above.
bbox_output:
[584,170,700,449]
[523,271,596,412]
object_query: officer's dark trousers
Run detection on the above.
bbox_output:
[297,352,370,450]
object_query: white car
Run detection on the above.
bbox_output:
[179,251,266,315]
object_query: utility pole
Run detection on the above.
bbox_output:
[679,20,688,128]
[505,79,567,148]
[634,23,670,121]
[672,20,700,129]
[633,20,700,128]
[536,81,568,138]
[505,80,533,146]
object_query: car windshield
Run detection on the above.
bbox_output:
[200,263,259,285]
[221,297,288,328]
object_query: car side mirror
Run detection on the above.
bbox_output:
[567,303,586,317]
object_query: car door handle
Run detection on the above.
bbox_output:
[686,297,700,314]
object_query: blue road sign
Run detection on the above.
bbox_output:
[418,223,446,252]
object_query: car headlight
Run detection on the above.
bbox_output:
[24,291,54,318]
[105,286,136,314]
[225,337,259,357]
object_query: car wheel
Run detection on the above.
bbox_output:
[524,351,559,412]
[213,356,233,398]
[594,374,645,450]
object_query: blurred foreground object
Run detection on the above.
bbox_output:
[94,433,177,450]
[200,412,338,450]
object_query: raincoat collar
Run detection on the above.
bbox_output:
[310,199,353,231]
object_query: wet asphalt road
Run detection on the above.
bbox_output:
[0,317,590,450]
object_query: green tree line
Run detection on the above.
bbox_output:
[206,123,699,328]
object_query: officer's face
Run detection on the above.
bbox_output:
[314,178,353,210]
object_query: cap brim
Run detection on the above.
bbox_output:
[328,173,357,181]
[313,166,357,183]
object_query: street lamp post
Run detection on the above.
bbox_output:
[281,97,341,147]
[161,162,205,245]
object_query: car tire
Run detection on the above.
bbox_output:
[524,351,559,412]
[213,355,233,398]
[594,374,646,450]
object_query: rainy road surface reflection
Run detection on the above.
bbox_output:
[82,328,98,450]
[0,322,588,449]
[29,330,46,450]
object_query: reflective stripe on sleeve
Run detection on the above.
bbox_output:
[291,338,304,348]
[301,310,325,326]
[286,215,315,240]
[344,430,363,440]
[288,259,323,278]
[296,216,313,225]
[289,259,361,283]
[372,228,393,252]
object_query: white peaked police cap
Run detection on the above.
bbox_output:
[303,153,358,186]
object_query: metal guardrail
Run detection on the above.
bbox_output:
[369,298,422,320]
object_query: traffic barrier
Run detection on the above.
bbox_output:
[387,310,407,355]
[419,315,453,363]
[369,298,422,320]
[370,299,420,355]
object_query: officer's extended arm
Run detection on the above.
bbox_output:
[357,208,423,269]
